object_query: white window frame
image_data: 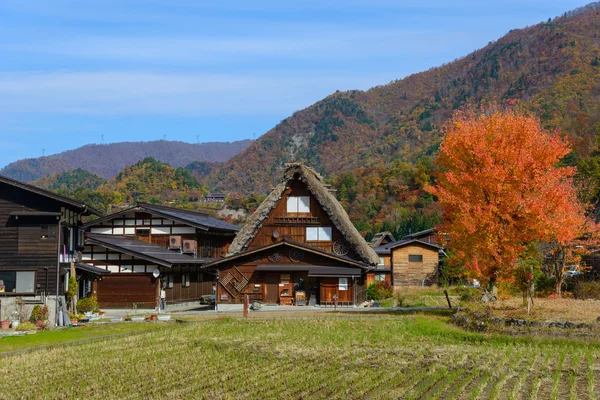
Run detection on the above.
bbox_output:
[182,273,191,288]
[374,273,386,282]
[306,227,332,242]
[339,278,348,291]
[287,196,310,213]
[165,275,174,289]
[378,257,385,266]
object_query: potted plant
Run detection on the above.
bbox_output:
[76,295,100,316]
[10,310,20,329]
[30,304,49,330]
[68,312,79,325]
[0,300,11,330]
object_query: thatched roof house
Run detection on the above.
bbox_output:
[227,163,379,265]
[206,163,378,308]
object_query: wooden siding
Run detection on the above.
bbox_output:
[84,245,212,304]
[162,268,213,304]
[95,275,158,309]
[248,181,347,254]
[391,244,439,286]
[0,184,82,297]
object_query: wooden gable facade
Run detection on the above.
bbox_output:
[389,240,441,286]
[248,180,347,253]
[82,204,239,309]
[205,164,378,308]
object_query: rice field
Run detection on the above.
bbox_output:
[2,314,600,399]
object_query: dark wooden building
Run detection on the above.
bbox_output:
[82,203,240,309]
[204,164,378,309]
[0,175,103,324]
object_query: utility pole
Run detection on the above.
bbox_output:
[42,148,45,157]
[101,134,104,145]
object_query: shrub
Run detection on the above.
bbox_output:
[366,280,393,301]
[573,281,600,300]
[66,276,78,303]
[448,286,480,302]
[77,296,100,313]
[15,322,36,331]
[535,275,556,297]
[30,305,49,322]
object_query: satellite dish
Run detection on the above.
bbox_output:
[152,269,160,278]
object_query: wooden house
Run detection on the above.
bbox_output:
[367,232,395,285]
[205,193,227,202]
[369,231,395,248]
[82,203,240,309]
[204,164,378,309]
[374,239,442,286]
[0,174,104,324]
[401,228,449,247]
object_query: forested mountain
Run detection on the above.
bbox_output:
[36,158,207,215]
[32,168,106,193]
[16,3,600,240]
[0,139,252,182]
[185,161,222,180]
[209,5,600,195]
[203,3,600,239]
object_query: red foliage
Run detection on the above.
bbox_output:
[427,109,587,287]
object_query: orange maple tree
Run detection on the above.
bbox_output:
[427,109,587,292]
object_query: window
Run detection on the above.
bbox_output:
[182,273,191,288]
[0,271,35,293]
[136,228,150,236]
[306,227,332,241]
[378,257,385,266]
[408,254,423,263]
[339,278,348,291]
[375,273,386,282]
[165,275,174,289]
[40,225,56,240]
[287,196,310,213]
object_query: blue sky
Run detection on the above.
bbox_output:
[0,0,590,168]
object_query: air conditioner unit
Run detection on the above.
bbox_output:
[182,239,197,253]
[168,236,182,249]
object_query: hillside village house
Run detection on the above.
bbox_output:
[204,163,379,309]
[0,175,104,325]
[372,228,443,287]
[82,203,239,309]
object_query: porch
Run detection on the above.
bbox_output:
[217,265,365,307]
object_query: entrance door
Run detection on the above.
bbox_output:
[319,277,354,305]
[265,273,279,303]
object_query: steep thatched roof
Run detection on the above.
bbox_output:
[369,231,395,248]
[227,163,379,265]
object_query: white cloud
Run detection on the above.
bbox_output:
[0,71,393,116]
[5,29,462,65]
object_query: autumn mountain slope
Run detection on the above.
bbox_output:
[0,139,253,182]
[208,3,600,195]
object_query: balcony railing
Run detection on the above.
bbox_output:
[272,217,320,225]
